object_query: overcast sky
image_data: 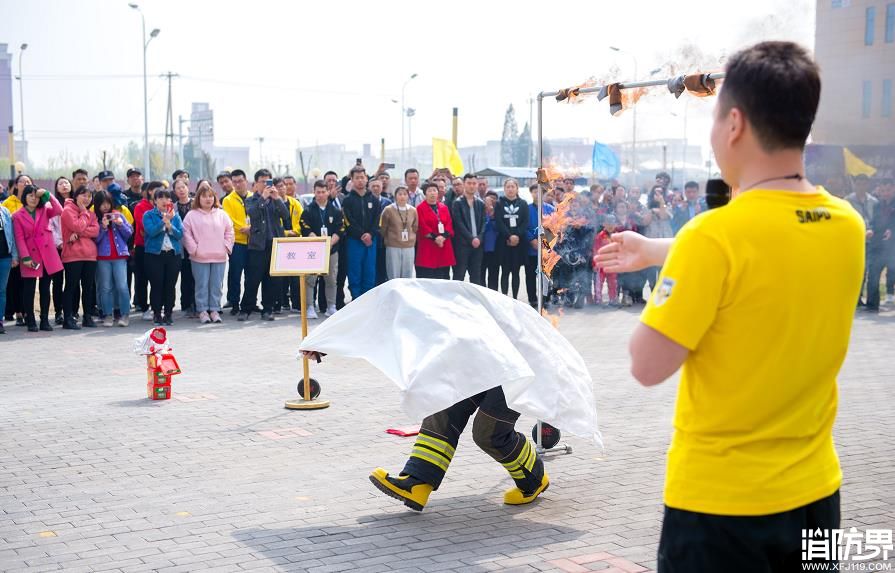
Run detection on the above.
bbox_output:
[0,0,814,168]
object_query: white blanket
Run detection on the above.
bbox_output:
[299,279,601,445]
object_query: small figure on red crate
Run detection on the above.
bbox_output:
[133,328,181,400]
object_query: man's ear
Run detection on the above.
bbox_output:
[727,107,746,147]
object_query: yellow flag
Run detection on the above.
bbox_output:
[432,138,465,176]
[843,147,877,177]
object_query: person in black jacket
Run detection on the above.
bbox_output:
[495,178,529,299]
[300,180,343,318]
[451,173,486,285]
[341,166,381,301]
[237,169,290,322]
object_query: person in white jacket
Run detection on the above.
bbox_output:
[181,182,235,323]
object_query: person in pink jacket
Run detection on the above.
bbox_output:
[181,185,235,324]
[12,186,64,332]
[60,186,100,330]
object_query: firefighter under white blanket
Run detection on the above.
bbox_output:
[298,279,601,445]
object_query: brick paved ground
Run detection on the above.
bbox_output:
[0,299,893,572]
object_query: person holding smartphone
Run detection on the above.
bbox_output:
[61,185,100,329]
[238,169,289,321]
[93,191,133,327]
[142,189,184,325]
[12,186,65,332]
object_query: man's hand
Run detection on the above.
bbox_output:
[594,231,671,273]
[301,350,326,363]
[331,234,340,246]
[884,229,892,241]
[508,235,519,247]
[361,232,372,247]
[472,237,481,249]
[435,236,445,248]
[11,259,18,268]
[867,229,874,239]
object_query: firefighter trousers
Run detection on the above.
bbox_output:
[402,386,544,493]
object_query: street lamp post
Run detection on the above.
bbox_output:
[401,73,417,167]
[610,46,638,186]
[17,44,27,145]
[129,3,159,181]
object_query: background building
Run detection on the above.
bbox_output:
[813,0,895,146]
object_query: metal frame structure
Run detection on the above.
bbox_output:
[531,72,726,455]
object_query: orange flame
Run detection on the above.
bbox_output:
[620,87,648,111]
[540,307,564,329]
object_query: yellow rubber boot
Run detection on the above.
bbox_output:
[503,472,550,505]
[369,468,433,512]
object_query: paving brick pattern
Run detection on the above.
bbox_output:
[0,304,893,572]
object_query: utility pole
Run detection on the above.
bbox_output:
[257,137,265,168]
[160,72,179,175]
[178,115,184,169]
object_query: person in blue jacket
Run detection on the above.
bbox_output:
[142,189,183,325]
[525,184,554,308]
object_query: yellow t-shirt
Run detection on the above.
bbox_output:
[640,187,865,516]
[222,191,252,245]
[3,195,23,214]
[284,195,303,236]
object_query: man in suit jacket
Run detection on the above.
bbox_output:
[451,174,486,285]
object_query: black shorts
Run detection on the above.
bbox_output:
[658,490,840,573]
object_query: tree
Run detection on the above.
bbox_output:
[515,122,532,168]
[500,104,519,166]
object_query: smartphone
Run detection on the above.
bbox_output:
[356,158,363,166]
[383,162,396,170]
[265,180,274,187]
[166,203,174,214]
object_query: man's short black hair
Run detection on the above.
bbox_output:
[404,168,419,178]
[720,41,820,151]
[230,169,247,179]
[349,166,366,178]
[253,169,272,182]
[272,177,284,186]
[421,181,438,192]
[72,168,89,179]
[462,173,477,181]
[172,169,189,180]
[324,170,338,179]
[283,175,296,183]
[684,180,699,190]
[313,180,326,189]
[216,171,232,182]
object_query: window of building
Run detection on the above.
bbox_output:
[886,3,895,43]
[883,79,893,118]
[863,80,873,118]
[866,6,876,45]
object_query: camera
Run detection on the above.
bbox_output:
[705,179,731,210]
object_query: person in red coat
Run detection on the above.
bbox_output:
[12,186,64,331]
[415,181,455,279]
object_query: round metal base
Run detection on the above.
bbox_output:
[284,398,331,410]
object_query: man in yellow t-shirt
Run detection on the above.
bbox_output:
[221,169,252,315]
[596,42,865,573]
